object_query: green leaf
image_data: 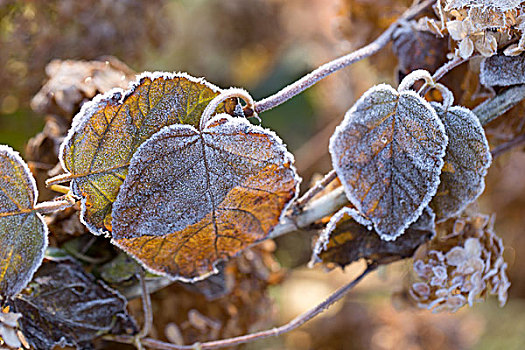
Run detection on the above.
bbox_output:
[0,145,47,298]
[59,72,238,236]
[330,84,447,240]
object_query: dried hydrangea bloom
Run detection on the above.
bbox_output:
[0,309,25,349]
[421,0,525,57]
[410,214,510,312]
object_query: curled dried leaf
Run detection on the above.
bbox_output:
[30,58,135,119]
[330,83,447,240]
[392,22,449,78]
[12,260,137,350]
[0,146,47,299]
[111,115,299,282]
[310,207,435,268]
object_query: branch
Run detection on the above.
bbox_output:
[137,268,153,339]
[418,56,466,96]
[34,199,74,214]
[253,0,433,113]
[474,85,525,126]
[294,169,337,209]
[269,185,348,239]
[491,134,525,158]
[108,264,377,350]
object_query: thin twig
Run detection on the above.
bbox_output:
[138,268,153,339]
[199,88,255,130]
[133,267,153,350]
[48,184,70,195]
[34,199,74,214]
[418,56,467,96]
[431,56,466,85]
[253,0,433,113]
[295,170,337,209]
[269,185,348,239]
[474,85,525,126]
[491,134,525,158]
[107,264,377,350]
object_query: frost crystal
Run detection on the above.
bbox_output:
[410,214,510,312]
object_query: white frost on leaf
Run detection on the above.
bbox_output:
[111,114,300,282]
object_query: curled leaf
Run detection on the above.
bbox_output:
[0,145,47,298]
[392,22,448,79]
[58,72,238,235]
[310,207,435,268]
[111,115,299,282]
[12,260,137,350]
[430,103,491,220]
[330,84,447,240]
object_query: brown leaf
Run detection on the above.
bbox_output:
[392,22,449,79]
[111,115,299,281]
[57,72,238,236]
[310,207,435,268]
[31,58,136,119]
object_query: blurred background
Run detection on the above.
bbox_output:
[1,0,525,349]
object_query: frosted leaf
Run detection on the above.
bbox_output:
[111,114,299,282]
[309,206,435,268]
[12,260,137,350]
[429,103,491,220]
[329,84,447,240]
[480,54,525,86]
[0,145,47,298]
[58,72,238,236]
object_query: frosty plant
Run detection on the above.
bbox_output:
[2,0,523,349]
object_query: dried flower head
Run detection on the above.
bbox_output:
[419,0,525,58]
[0,308,27,349]
[410,213,510,312]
